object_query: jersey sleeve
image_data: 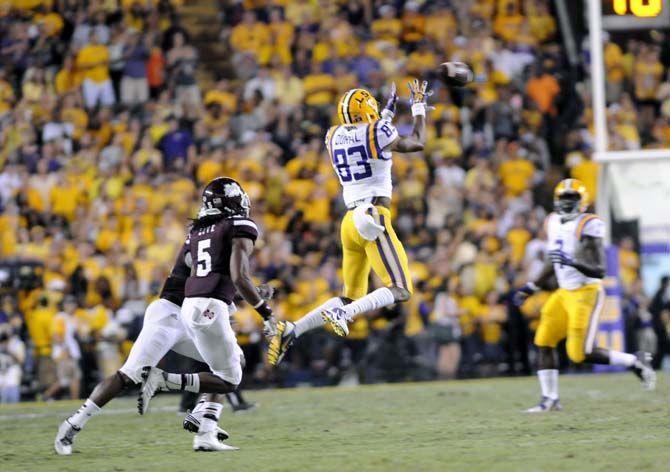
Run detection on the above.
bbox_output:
[580,216,605,239]
[170,240,191,278]
[324,126,337,154]
[231,218,259,242]
[373,119,399,153]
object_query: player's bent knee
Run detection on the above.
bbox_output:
[567,346,586,364]
[116,369,139,387]
[212,369,242,390]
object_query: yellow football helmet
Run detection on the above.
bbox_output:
[337,88,380,124]
[554,178,589,218]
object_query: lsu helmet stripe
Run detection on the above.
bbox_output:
[366,124,378,159]
[575,214,599,239]
[339,89,356,124]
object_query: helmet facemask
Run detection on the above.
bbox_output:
[554,191,582,220]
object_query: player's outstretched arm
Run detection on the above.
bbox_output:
[388,79,431,153]
[230,238,274,322]
[549,236,605,279]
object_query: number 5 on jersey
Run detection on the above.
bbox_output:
[196,239,212,276]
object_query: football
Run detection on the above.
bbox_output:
[438,61,474,87]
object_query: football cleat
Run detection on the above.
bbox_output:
[183,413,230,441]
[138,366,168,415]
[524,396,563,413]
[321,307,350,337]
[267,321,296,366]
[193,431,239,452]
[632,351,656,391]
[54,419,80,455]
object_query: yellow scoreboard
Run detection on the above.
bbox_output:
[601,0,670,28]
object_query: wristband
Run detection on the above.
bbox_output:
[411,103,426,117]
[527,282,539,292]
[254,300,273,320]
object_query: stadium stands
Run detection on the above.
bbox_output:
[0,0,668,401]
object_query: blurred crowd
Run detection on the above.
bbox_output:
[1,0,669,402]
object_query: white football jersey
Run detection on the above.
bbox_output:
[545,212,606,290]
[325,119,399,207]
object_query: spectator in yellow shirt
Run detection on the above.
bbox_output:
[498,149,535,196]
[230,10,270,62]
[76,32,115,109]
[604,42,625,102]
[371,5,402,44]
[303,63,336,107]
[618,237,640,292]
[26,296,56,390]
[570,154,598,203]
[506,214,532,268]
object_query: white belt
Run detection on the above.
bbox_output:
[347,197,383,210]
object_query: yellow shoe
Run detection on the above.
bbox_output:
[321,307,350,337]
[267,321,296,366]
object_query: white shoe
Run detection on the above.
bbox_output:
[183,412,230,441]
[138,366,168,415]
[632,351,656,391]
[54,419,80,455]
[193,431,239,452]
[524,396,562,413]
[321,307,350,337]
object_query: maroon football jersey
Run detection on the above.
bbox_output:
[159,242,190,306]
[184,217,259,303]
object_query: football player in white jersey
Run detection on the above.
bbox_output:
[267,80,431,365]
[515,179,656,412]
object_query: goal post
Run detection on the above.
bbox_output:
[588,0,670,279]
[586,0,670,361]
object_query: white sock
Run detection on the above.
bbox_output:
[294,297,344,337]
[609,350,636,367]
[165,373,200,393]
[343,287,395,320]
[192,398,206,414]
[68,399,101,429]
[199,401,223,433]
[537,369,559,400]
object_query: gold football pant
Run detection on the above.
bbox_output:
[340,206,413,300]
[534,283,604,363]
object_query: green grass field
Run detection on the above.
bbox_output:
[1,373,668,472]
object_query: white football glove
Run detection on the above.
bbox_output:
[263,316,278,341]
